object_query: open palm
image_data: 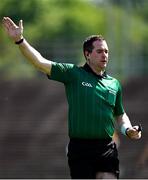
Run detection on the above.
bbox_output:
[2,17,23,42]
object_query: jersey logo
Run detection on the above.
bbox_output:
[82,82,93,87]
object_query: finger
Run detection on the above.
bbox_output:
[3,17,18,28]
[132,131,141,139]
[134,132,141,139]
[2,17,10,29]
[138,124,142,132]
[2,17,12,26]
[2,19,10,33]
[19,19,23,29]
[133,124,142,133]
[4,17,17,26]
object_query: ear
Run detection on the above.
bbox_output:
[84,51,90,59]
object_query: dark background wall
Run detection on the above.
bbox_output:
[0,76,147,179]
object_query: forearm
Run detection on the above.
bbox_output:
[116,113,132,135]
[18,39,52,75]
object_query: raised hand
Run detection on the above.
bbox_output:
[2,17,23,42]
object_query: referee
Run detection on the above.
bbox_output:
[2,17,142,179]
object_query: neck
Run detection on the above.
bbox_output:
[87,62,105,76]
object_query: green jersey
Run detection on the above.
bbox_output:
[48,62,124,139]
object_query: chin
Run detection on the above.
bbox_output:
[101,65,107,69]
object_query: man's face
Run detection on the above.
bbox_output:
[87,40,109,71]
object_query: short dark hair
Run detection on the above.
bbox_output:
[83,35,105,59]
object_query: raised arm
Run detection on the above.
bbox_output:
[2,17,52,75]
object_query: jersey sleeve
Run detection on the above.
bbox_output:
[114,81,125,116]
[47,62,75,84]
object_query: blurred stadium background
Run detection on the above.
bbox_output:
[0,0,148,178]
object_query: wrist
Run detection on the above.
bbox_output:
[14,35,24,44]
[15,38,24,44]
[121,124,132,136]
[125,127,130,137]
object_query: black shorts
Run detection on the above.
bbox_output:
[67,138,119,179]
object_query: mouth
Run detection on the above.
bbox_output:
[101,60,107,63]
[100,60,108,67]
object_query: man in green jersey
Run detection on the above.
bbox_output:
[2,17,141,179]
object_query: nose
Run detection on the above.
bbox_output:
[103,50,108,55]
[102,51,107,58]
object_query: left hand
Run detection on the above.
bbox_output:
[126,125,142,139]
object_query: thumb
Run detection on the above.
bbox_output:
[133,125,139,131]
[19,20,23,30]
[19,20,24,37]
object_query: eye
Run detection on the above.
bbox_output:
[105,49,109,54]
[97,49,103,54]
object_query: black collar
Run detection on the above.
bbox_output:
[82,63,107,79]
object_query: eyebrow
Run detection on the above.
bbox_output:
[96,48,109,52]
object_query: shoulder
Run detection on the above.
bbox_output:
[106,74,120,83]
[50,62,82,80]
[105,74,122,90]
